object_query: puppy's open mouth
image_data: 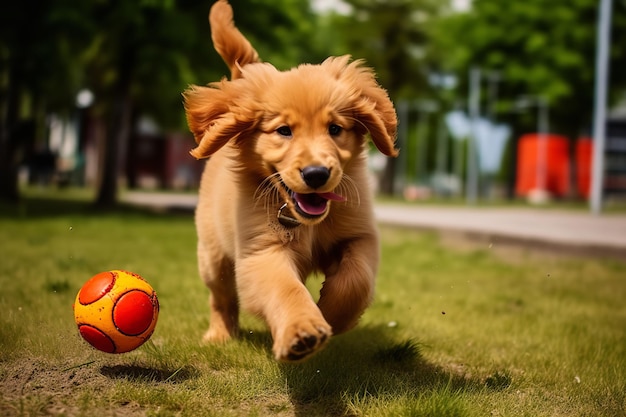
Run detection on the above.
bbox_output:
[292,191,346,217]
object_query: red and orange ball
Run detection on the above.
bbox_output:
[73,270,159,353]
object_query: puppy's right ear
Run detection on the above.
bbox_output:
[183,82,255,159]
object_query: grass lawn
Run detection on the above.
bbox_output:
[1,189,625,416]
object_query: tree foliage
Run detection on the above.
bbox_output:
[0,0,93,202]
[0,0,317,205]
[317,0,444,100]
[435,0,626,137]
[3,0,625,203]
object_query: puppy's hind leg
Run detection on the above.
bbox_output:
[198,240,239,343]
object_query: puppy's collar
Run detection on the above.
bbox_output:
[277,203,301,228]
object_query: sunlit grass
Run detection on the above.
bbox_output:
[0,189,624,416]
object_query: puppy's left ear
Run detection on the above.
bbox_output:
[354,85,399,157]
[332,57,399,157]
[183,81,256,159]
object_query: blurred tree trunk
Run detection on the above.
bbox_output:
[95,97,132,208]
[379,158,398,196]
[0,64,23,203]
[125,111,141,190]
[95,51,134,208]
[336,1,433,196]
[0,138,21,203]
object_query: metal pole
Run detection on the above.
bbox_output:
[396,100,409,196]
[590,0,613,215]
[536,97,549,192]
[486,71,501,198]
[486,71,501,122]
[416,104,429,185]
[467,67,481,204]
[435,116,448,176]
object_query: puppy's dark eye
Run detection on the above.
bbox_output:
[328,124,342,136]
[276,126,292,137]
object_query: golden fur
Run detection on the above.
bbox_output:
[184,0,397,361]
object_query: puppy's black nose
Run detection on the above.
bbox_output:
[301,166,330,189]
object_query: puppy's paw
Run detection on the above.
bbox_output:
[202,326,236,344]
[273,320,332,362]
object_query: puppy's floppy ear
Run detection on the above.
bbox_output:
[353,82,399,157]
[328,56,399,157]
[183,81,256,159]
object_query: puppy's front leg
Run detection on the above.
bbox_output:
[317,233,378,334]
[237,250,332,362]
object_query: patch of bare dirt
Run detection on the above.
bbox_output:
[0,357,144,416]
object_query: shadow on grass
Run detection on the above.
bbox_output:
[100,364,199,384]
[243,324,496,416]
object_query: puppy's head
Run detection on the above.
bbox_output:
[184,55,397,225]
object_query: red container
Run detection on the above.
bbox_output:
[515,133,570,198]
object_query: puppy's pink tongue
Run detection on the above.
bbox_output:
[293,192,347,216]
[317,192,347,202]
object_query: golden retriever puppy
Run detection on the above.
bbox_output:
[184,0,397,362]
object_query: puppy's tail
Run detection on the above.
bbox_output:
[209,0,260,80]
